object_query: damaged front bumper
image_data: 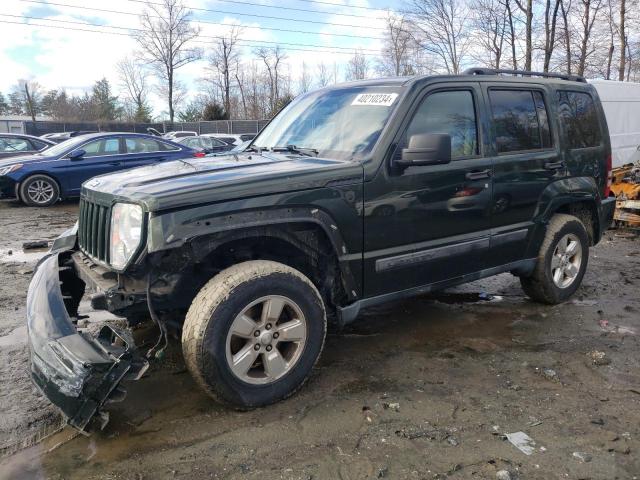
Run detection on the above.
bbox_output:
[27,249,148,431]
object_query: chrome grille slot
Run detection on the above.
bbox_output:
[78,198,110,263]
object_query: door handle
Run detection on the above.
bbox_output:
[544,161,565,170]
[465,169,492,180]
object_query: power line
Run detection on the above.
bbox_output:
[125,0,388,31]
[4,12,382,52]
[18,0,386,41]
[132,0,377,19]
[287,0,391,13]
[0,18,384,56]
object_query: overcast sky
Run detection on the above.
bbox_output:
[1,0,396,115]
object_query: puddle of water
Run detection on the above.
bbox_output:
[0,248,48,264]
[0,325,27,349]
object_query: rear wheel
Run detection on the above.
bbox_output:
[19,174,60,207]
[520,214,589,304]
[182,260,326,408]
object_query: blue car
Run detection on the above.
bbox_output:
[0,132,202,207]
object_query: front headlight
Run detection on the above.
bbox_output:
[110,203,143,270]
[0,164,23,176]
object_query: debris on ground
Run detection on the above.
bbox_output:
[496,470,513,480]
[505,431,537,455]
[539,368,560,382]
[611,162,640,228]
[21,240,50,250]
[587,350,612,366]
[383,402,400,412]
[572,451,593,463]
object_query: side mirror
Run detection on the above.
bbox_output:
[68,149,86,160]
[397,133,451,168]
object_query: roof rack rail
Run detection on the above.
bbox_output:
[462,67,587,83]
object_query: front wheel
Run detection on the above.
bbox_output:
[182,260,326,408]
[520,214,589,304]
[19,174,60,207]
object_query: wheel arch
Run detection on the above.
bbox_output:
[146,209,360,323]
[528,177,604,256]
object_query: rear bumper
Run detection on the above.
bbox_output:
[27,251,148,430]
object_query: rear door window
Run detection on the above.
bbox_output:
[489,89,553,153]
[125,138,179,153]
[556,91,602,148]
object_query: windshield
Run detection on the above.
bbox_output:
[41,136,89,156]
[252,86,403,160]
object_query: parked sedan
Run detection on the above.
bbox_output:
[0,133,54,159]
[40,131,97,143]
[0,132,201,207]
[177,135,234,154]
[201,133,255,146]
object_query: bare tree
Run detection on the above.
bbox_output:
[576,0,605,75]
[407,0,472,74]
[134,0,201,122]
[298,62,312,94]
[207,25,243,117]
[513,0,534,70]
[542,0,562,71]
[345,49,370,80]
[377,14,415,75]
[117,57,151,121]
[11,80,42,121]
[618,0,627,79]
[503,0,519,69]
[560,0,573,73]
[471,0,509,68]
[317,62,330,87]
[254,46,288,115]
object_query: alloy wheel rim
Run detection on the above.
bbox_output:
[225,295,307,385]
[27,180,54,204]
[551,233,582,288]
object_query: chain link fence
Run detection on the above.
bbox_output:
[23,119,269,136]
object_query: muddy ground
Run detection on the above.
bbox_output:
[0,198,639,480]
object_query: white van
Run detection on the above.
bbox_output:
[590,80,640,166]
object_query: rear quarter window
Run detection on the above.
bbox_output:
[556,91,602,148]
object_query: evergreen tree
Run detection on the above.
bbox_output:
[0,92,8,115]
[202,102,227,120]
[91,78,122,121]
[177,102,202,122]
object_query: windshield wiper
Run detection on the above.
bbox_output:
[271,145,319,157]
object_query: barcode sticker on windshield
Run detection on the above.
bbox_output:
[351,93,398,106]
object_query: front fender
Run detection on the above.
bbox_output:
[147,194,363,300]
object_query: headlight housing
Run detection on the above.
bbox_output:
[0,164,23,176]
[110,203,143,270]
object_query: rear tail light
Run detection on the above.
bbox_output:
[193,151,206,158]
[604,154,613,197]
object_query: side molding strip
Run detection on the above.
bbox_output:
[375,237,490,273]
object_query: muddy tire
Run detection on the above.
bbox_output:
[19,174,60,207]
[182,260,326,408]
[520,214,589,304]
